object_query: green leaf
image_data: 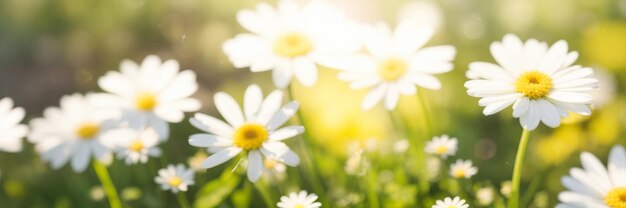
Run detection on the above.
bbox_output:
[193,172,240,208]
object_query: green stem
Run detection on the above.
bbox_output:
[285,84,329,205]
[176,192,191,208]
[416,90,433,136]
[92,161,123,208]
[366,168,380,208]
[253,181,274,208]
[415,91,433,193]
[509,129,531,208]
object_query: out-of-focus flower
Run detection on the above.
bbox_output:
[589,101,623,145]
[501,181,512,198]
[589,68,616,109]
[583,22,626,71]
[277,190,322,208]
[223,0,360,88]
[393,139,409,154]
[425,135,458,159]
[94,55,201,140]
[476,187,495,206]
[155,164,194,193]
[262,158,287,183]
[0,98,28,152]
[432,196,469,208]
[557,145,626,208]
[426,156,441,181]
[187,151,208,172]
[89,186,105,201]
[188,84,302,182]
[465,34,598,130]
[345,149,370,176]
[102,127,161,165]
[121,187,142,201]
[397,0,443,32]
[336,20,455,110]
[450,159,478,179]
[29,94,118,172]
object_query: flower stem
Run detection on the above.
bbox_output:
[92,161,123,208]
[176,192,191,208]
[509,129,531,208]
[366,168,380,208]
[253,181,274,208]
[416,90,433,136]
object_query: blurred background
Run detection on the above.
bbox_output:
[1,0,625,207]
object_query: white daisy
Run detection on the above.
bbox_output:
[0,98,28,152]
[450,159,478,179]
[223,0,360,88]
[335,20,456,110]
[188,84,302,182]
[102,127,162,165]
[557,145,626,208]
[465,34,599,130]
[432,196,469,208]
[154,164,195,193]
[28,94,118,172]
[277,190,322,208]
[425,135,458,158]
[94,55,201,140]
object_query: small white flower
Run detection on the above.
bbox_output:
[223,0,360,88]
[0,98,28,152]
[432,196,469,208]
[29,94,118,172]
[277,190,322,208]
[102,127,162,165]
[188,84,302,182]
[465,34,598,130]
[393,139,410,154]
[335,20,455,110]
[450,159,478,179]
[477,187,495,206]
[155,164,195,193]
[425,135,458,158]
[94,55,201,139]
[557,145,626,208]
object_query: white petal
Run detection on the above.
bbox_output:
[548,91,593,104]
[537,99,561,128]
[190,113,234,137]
[407,74,441,90]
[609,145,626,187]
[255,90,283,125]
[580,152,612,193]
[293,57,318,87]
[188,134,232,147]
[272,60,293,89]
[214,92,245,127]
[247,150,263,182]
[384,85,400,110]
[266,101,299,130]
[361,84,388,110]
[154,106,184,123]
[244,84,263,121]
[269,125,304,141]
[71,143,91,173]
[201,147,242,169]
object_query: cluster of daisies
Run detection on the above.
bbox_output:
[0,0,612,207]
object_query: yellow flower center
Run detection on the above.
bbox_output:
[76,123,100,139]
[605,187,626,208]
[435,146,448,155]
[378,58,408,81]
[293,205,305,208]
[515,71,553,99]
[167,176,182,187]
[273,32,314,57]
[453,169,466,178]
[129,139,144,152]
[447,206,457,208]
[233,123,268,151]
[135,92,157,111]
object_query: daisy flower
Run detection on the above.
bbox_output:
[557,145,626,208]
[155,164,195,193]
[28,94,119,172]
[188,84,302,182]
[102,127,161,165]
[465,34,598,130]
[432,196,469,208]
[277,190,322,208]
[0,98,28,152]
[335,20,456,110]
[450,159,478,179]
[425,135,458,158]
[95,55,201,140]
[223,0,360,88]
